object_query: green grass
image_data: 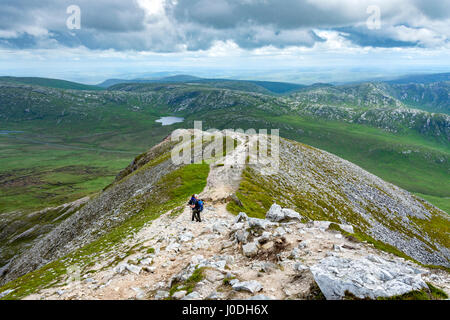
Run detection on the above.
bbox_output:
[0,137,131,214]
[227,163,449,271]
[0,162,210,300]
[197,109,449,214]
[416,193,450,215]
[0,109,178,214]
[427,282,449,299]
[169,266,206,298]
[274,115,450,213]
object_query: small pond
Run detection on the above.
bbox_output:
[155,116,184,126]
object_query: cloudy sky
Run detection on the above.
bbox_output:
[0,0,449,84]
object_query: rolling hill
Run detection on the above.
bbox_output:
[0,77,104,91]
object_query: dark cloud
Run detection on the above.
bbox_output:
[413,0,450,19]
[171,0,364,29]
[0,0,448,52]
[335,26,419,48]
[0,0,146,33]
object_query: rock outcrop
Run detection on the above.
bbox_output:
[310,255,427,300]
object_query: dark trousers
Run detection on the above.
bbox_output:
[192,209,202,222]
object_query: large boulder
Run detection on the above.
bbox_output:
[310,255,427,300]
[266,203,301,222]
[266,204,285,222]
[283,208,302,221]
[248,218,275,230]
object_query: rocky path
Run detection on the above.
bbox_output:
[21,132,450,300]
[22,201,450,300]
[200,130,248,202]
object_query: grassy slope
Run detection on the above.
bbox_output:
[227,163,448,271]
[273,115,449,198]
[0,103,183,214]
[416,193,450,214]
[0,136,130,213]
[193,109,449,213]
[1,109,448,215]
[0,162,210,300]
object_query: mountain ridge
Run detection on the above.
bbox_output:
[0,129,448,300]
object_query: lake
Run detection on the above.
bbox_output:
[155,117,184,126]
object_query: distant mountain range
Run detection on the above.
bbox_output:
[386,72,450,84]
[2,72,448,113]
[0,76,104,91]
[98,75,306,94]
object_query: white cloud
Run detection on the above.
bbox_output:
[0,0,448,82]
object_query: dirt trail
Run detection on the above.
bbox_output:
[200,131,248,201]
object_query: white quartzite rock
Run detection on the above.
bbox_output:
[266,203,302,222]
[231,222,245,231]
[114,263,141,275]
[213,221,229,234]
[0,289,14,299]
[154,290,169,300]
[172,290,187,300]
[274,227,286,236]
[242,242,259,257]
[235,230,250,244]
[126,264,142,275]
[166,242,180,252]
[310,255,427,300]
[140,258,153,265]
[248,218,275,230]
[182,291,202,300]
[266,204,285,222]
[294,262,309,272]
[283,209,302,221]
[311,220,354,234]
[178,232,194,242]
[232,280,263,294]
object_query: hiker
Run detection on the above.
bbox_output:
[188,194,197,221]
[189,194,204,222]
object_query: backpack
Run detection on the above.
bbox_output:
[197,200,204,212]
